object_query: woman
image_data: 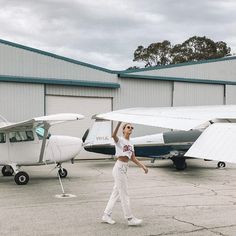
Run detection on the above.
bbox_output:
[102,122,148,226]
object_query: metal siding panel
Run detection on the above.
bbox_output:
[173,82,224,106]
[0,82,44,122]
[113,78,172,136]
[132,60,236,82]
[226,85,236,104]
[114,78,172,109]
[0,43,117,83]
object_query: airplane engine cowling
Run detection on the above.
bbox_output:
[46,136,82,163]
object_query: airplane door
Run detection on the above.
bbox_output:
[8,130,41,165]
[0,133,9,165]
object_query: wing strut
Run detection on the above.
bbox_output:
[39,122,50,163]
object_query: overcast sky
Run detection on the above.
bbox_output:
[0,0,235,70]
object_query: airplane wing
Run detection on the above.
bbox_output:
[96,105,236,131]
[97,105,236,164]
[185,123,236,163]
[0,113,84,132]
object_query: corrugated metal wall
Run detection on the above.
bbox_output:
[0,82,44,122]
[0,40,236,138]
[114,78,172,109]
[45,79,173,136]
[173,82,224,106]
[226,85,236,104]
[114,78,173,136]
[0,43,117,84]
[131,59,236,82]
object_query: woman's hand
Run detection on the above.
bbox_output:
[143,166,148,174]
[131,154,148,174]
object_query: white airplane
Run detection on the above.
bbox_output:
[93,105,236,168]
[0,113,84,185]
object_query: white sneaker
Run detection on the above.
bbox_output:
[102,214,116,225]
[128,217,143,226]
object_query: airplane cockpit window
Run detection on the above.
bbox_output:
[9,131,34,143]
[26,131,34,140]
[0,133,6,143]
[36,127,51,140]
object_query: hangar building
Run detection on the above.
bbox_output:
[0,39,236,147]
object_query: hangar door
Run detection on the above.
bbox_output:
[46,95,112,158]
[173,82,224,106]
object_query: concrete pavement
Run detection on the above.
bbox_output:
[1,158,236,236]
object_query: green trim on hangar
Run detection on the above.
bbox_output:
[122,56,236,74]
[119,73,236,86]
[0,75,120,88]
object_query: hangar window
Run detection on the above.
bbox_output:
[9,131,34,142]
[0,133,6,143]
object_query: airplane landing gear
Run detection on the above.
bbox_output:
[58,168,68,178]
[14,171,29,185]
[217,161,226,168]
[2,165,14,176]
[151,158,155,164]
[57,164,68,178]
[8,164,30,185]
[172,156,187,170]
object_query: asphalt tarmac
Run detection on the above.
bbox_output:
[1,158,236,236]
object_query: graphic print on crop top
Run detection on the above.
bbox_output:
[114,136,134,159]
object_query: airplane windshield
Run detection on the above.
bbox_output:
[36,127,51,140]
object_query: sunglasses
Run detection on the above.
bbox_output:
[126,126,134,130]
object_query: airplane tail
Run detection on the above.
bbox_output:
[83,118,112,146]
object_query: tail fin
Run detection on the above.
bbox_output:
[83,118,112,146]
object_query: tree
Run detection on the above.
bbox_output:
[126,66,140,70]
[133,40,172,67]
[132,36,231,68]
[171,36,231,64]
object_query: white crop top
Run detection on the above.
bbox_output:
[114,136,134,159]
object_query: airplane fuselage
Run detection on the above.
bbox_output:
[0,129,82,166]
[84,130,202,158]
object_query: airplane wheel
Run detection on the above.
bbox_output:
[58,168,68,178]
[175,161,187,171]
[14,171,29,185]
[172,157,187,170]
[2,165,14,176]
[217,162,226,168]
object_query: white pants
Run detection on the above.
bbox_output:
[104,160,133,219]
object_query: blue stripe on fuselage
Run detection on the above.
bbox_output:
[84,144,191,158]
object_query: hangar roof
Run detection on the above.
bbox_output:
[0,38,118,74]
[122,55,236,74]
[0,38,235,87]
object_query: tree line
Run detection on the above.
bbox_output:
[130,36,231,69]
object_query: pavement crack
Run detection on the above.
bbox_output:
[171,216,230,236]
[172,216,204,229]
